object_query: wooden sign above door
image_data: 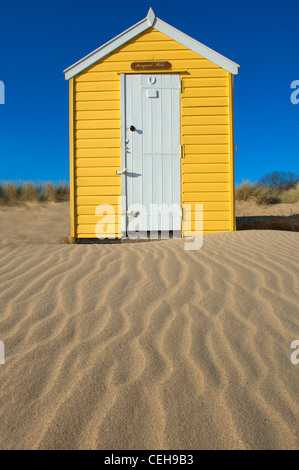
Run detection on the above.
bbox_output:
[131,61,171,71]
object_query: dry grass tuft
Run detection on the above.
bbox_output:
[23,183,39,201]
[235,181,299,206]
[40,183,57,202]
[4,182,18,203]
[0,181,70,205]
[235,182,280,205]
[60,235,75,244]
[279,183,299,204]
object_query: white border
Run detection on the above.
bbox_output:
[64,8,239,79]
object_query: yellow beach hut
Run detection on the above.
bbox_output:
[64,8,239,242]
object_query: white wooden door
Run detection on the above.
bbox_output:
[122,74,181,236]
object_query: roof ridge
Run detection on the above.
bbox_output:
[64,9,239,79]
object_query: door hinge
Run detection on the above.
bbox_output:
[181,79,184,93]
[181,144,185,159]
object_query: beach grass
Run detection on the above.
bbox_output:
[235,181,299,205]
[0,181,70,205]
[1,178,299,207]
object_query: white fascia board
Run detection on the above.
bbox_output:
[155,18,239,75]
[64,17,151,80]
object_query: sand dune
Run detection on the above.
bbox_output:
[236,200,299,217]
[0,202,298,449]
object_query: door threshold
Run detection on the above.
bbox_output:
[124,231,181,242]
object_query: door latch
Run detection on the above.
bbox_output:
[116,168,128,175]
[122,210,140,217]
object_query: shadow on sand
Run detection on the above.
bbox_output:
[236,214,299,232]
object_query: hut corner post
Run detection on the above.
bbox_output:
[69,78,76,238]
[229,73,236,231]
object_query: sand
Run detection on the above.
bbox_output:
[236,201,299,232]
[0,201,298,450]
[236,200,299,217]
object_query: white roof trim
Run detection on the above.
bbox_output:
[147,7,156,27]
[155,18,239,75]
[64,8,239,80]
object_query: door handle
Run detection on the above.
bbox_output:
[130,125,136,132]
[116,168,128,175]
[122,210,140,217]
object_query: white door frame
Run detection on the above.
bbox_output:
[120,73,181,237]
[120,74,127,235]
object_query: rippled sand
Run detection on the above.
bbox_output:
[0,202,298,449]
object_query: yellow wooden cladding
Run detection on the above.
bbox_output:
[184,212,230,221]
[91,60,219,72]
[77,129,120,139]
[76,157,120,167]
[76,176,119,186]
[76,91,120,101]
[183,192,230,202]
[183,135,229,145]
[182,106,228,116]
[76,138,120,148]
[182,115,229,125]
[76,110,120,120]
[184,173,230,183]
[76,82,120,91]
[77,120,120,130]
[184,182,229,192]
[183,125,229,135]
[116,41,190,51]
[77,205,121,215]
[183,163,229,171]
[78,215,120,224]
[77,186,121,196]
[76,101,120,111]
[77,195,120,205]
[182,97,228,107]
[77,225,121,234]
[77,211,229,225]
[185,144,229,154]
[71,28,234,238]
[76,167,120,177]
[76,150,120,159]
[183,78,228,87]
[183,87,228,97]
[103,50,212,61]
[77,68,227,81]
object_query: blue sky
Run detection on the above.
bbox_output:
[0,0,298,185]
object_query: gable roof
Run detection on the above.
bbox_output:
[64,8,240,80]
